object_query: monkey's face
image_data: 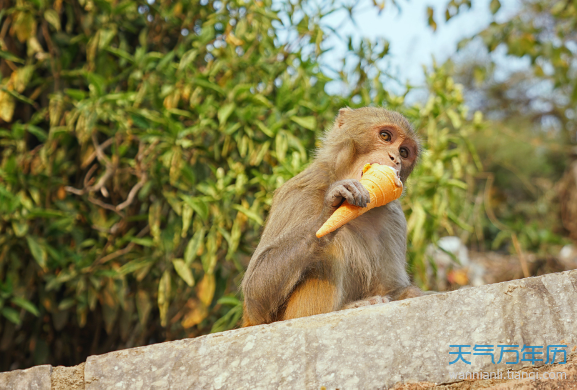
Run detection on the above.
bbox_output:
[349,125,420,183]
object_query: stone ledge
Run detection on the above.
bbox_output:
[0,364,51,390]
[1,270,576,389]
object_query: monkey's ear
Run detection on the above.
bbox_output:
[336,107,353,127]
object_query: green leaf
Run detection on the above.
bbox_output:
[27,209,66,218]
[446,109,462,129]
[11,297,40,316]
[129,237,155,247]
[1,307,21,325]
[447,210,474,232]
[251,94,273,107]
[26,236,47,269]
[210,302,242,333]
[290,116,317,131]
[232,205,263,226]
[156,50,175,70]
[192,78,224,95]
[44,9,61,31]
[64,89,87,101]
[447,179,468,190]
[180,196,209,221]
[0,86,36,106]
[184,228,205,265]
[85,72,107,96]
[256,121,274,137]
[275,131,288,162]
[178,49,198,71]
[489,0,501,14]
[172,259,195,287]
[58,298,76,311]
[427,6,437,31]
[119,259,153,275]
[181,204,193,237]
[0,50,25,64]
[27,125,48,141]
[217,296,240,306]
[105,46,134,62]
[12,220,28,237]
[218,103,236,125]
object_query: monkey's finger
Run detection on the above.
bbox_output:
[330,194,344,208]
[342,182,366,208]
[335,186,357,207]
[327,187,346,207]
[345,180,368,207]
[352,180,371,206]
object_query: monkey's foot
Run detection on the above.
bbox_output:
[342,295,390,310]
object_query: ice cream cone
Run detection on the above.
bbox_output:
[315,164,403,238]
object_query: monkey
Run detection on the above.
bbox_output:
[241,107,423,326]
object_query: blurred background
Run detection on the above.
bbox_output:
[0,0,576,371]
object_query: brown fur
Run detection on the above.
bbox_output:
[241,107,422,326]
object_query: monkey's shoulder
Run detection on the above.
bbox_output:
[274,165,330,199]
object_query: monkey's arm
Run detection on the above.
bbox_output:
[241,222,327,325]
[241,170,370,325]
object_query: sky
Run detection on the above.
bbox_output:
[320,0,522,96]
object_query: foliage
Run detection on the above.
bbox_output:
[402,64,484,285]
[444,0,577,252]
[454,0,576,144]
[0,0,483,369]
[468,118,567,253]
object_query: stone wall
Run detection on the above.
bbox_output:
[2,270,576,389]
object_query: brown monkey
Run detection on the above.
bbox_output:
[241,107,422,326]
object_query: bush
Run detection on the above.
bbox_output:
[0,0,483,369]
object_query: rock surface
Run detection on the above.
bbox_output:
[0,365,51,390]
[1,270,577,389]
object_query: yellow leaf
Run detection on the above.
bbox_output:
[27,37,44,56]
[181,299,208,328]
[13,65,34,93]
[225,32,244,46]
[197,273,215,307]
[149,201,162,242]
[0,91,15,122]
[158,271,171,327]
[172,259,195,287]
[11,12,37,43]
[449,269,468,286]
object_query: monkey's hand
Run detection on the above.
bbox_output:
[342,296,390,310]
[324,179,370,216]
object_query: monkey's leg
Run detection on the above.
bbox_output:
[242,301,256,327]
[280,277,340,321]
[341,284,422,310]
[388,285,423,301]
[342,295,389,310]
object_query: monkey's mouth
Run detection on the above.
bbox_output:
[360,162,401,179]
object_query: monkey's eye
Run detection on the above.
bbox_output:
[380,131,392,142]
[400,147,409,159]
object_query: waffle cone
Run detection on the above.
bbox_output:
[316,164,403,238]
